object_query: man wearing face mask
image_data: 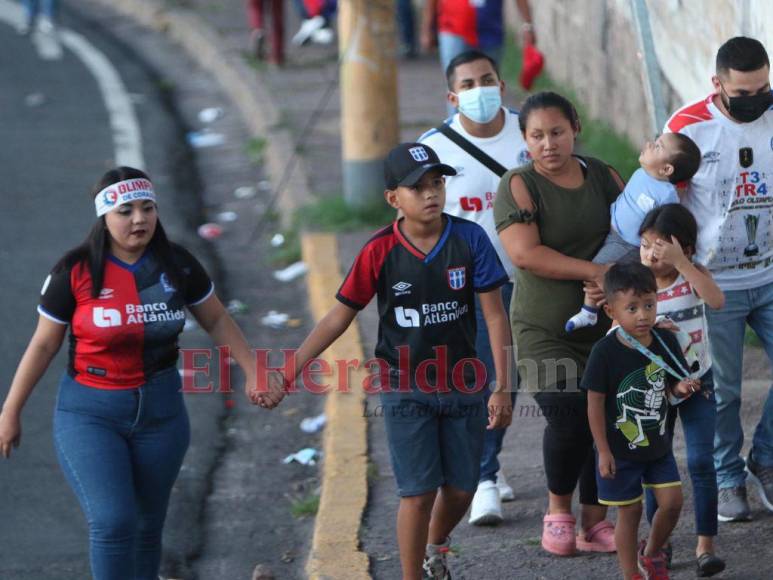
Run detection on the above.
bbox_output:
[419,50,529,527]
[666,36,773,523]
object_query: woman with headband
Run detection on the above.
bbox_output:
[0,167,285,579]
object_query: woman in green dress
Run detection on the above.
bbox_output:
[494,92,625,557]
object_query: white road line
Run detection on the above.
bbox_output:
[0,0,145,169]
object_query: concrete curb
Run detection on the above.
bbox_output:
[301,233,370,580]
[83,0,312,224]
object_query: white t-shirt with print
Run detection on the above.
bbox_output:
[419,108,530,279]
[665,94,773,291]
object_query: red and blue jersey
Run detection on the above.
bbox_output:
[39,245,213,389]
[337,215,507,390]
[438,0,505,51]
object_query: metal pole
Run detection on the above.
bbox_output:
[339,0,399,206]
[630,0,668,134]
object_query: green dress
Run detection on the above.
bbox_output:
[493,156,620,392]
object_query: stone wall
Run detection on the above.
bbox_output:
[506,0,773,143]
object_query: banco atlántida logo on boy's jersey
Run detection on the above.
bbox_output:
[394,300,470,328]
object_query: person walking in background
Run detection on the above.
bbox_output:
[494,91,625,557]
[420,0,538,110]
[18,0,58,35]
[0,167,284,580]
[665,36,773,523]
[246,0,285,64]
[419,49,530,526]
[291,0,336,46]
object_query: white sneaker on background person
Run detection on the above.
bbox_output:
[468,480,503,526]
[291,15,325,46]
[496,470,515,502]
[311,27,334,45]
[37,16,55,34]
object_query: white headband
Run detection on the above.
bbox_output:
[95,178,156,217]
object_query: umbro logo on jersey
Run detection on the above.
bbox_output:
[702,151,720,163]
[93,307,122,328]
[408,146,429,162]
[395,306,420,328]
[160,273,175,293]
[392,281,412,296]
[99,288,115,299]
[447,267,466,290]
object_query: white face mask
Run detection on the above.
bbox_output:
[455,86,502,124]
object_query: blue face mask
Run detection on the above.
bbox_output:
[455,86,502,124]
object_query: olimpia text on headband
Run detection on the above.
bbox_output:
[94,178,156,217]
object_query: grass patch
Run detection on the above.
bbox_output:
[745,325,763,348]
[269,228,302,267]
[246,137,268,165]
[290,493,320,518]
[500,41,640,181]
[367,460,380,483]
[295,194,394,233]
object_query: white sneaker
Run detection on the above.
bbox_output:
[497,471,515,502]
[311,27,334,45]
[37,16,55,34]
[468,480,503,526]
[291,15,325,46]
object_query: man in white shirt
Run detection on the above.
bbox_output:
[419,50,529,526]
[666,36,773,522]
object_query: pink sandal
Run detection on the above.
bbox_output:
[576,519,616,553]
[541,513,576,556]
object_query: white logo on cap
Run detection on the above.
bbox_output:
[409,146,429,162]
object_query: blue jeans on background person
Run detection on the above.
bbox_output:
[396,0,416,56]
[53,368,190,580]
[705,280,773,489]
[475,281,516,484]
[645,370,718,536]
[438,32,503,115]
[22,0,57,23]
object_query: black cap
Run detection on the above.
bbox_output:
[384,142,457,190]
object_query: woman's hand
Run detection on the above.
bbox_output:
[0,409,21,458]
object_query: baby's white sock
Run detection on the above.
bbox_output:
[565,305,598,333]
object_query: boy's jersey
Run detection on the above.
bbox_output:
[336,215,508,392]
[438,0,505,51]
[419,109,530,279]
[657,274,712,377]
[665,93,773,291]
[581,328,688,462]
[39,246,213,389]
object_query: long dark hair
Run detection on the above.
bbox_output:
[54,166,185,298]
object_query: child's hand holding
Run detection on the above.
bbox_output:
[598,450,616,479]
[653,235,690,269]
[673,378,701,398]
[249,370,287,409]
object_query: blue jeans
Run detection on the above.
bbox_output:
[396,0,416,54]
[53,369,190,580]
[645,370,718,536]
[438,32,503,115]
[475,282,517,483]
[705,280,773,488]
[22,0,57,22]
